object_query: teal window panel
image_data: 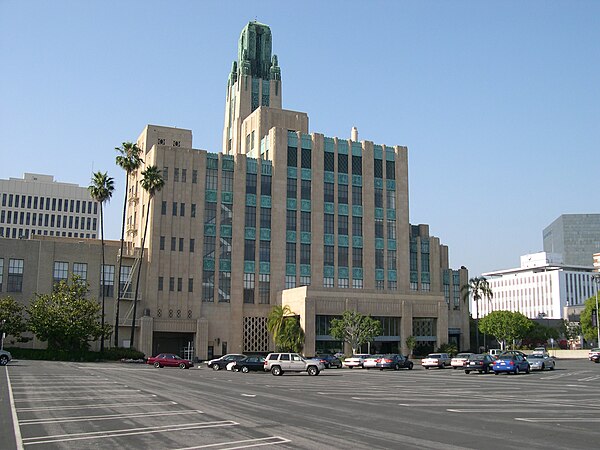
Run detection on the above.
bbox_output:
[352,236,363,248]
[324,234,335,246]
[375,238,385,249]
[300,264,311,277]
[244,227,256,240]
[453,271,460,284]
[351,142,362,156]
[338,235,349,247]
[324,202,335,214]
[352,205,363,217]
[246,194,257,206]
[220,225,232,237]
[421,239,430,253]
[375,269,385,281]
[387,239,396,250]
[352,175,362,186]
[207,155,219,169]
[337,140,348,155]
[221,192,233,204]
[246,158,258,174]
[259,262,271,274]
[286,231,296,242]
[244,261,255,273]
[301,168,312,180]
[222,158,234,171]
[410,271,418,283]
[287,167,297,178]
[324,171,335,183]
[300,232,311,244]
[410,237,417,252]
[203,258,215,270]
[301,134,312,149]
[205,190,217,203]
[260,195,272,208]
[338,173,348,185]
[338,204,349,216]
[375,208,384,219]
[324,137,335,152]
[204,224,216,236]
[286,264,296,276]
[385,147,395,161]
[219,259,231,272]
[287,131,298,147]
[386,179,396,191]
[374,145,383,160]
[260,228,271,241]
[300,199,311,211]
[374,178,384,189]
[387,209,396,220]
[421,272,430,283]
[352,268,363,279]
[287,198,297,210]
[261,162,272,176]
[388,270,397,281]
[323,266,335,278]
[338,267,349,278]
[443,269,450,285]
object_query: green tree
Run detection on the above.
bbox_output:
[461,277,493,351]
[0,296,28,343]
[329,310,382,355]
[88,171,114,352]
[130,165,164,348]
[405,335,416,356]
[27,276,111,352]
[266,305,305,352]
[114,142,143,347]
[478,310,533,350]
[580,296,600,344]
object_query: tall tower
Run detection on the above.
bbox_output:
[222,21,282,154]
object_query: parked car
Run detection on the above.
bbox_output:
[0,349,12,366]
[421,353,451,369]
[464,354,495,374]
[451,353,473,369]
[363,354,384,369]
[376,354,414,371]
[207,354,246,370]
[493,354,530,375]
[232,356,266,373]
[532,347,549,356]
[489,349,502,358]
[588,348,600,361]
[527,353,555,371]
[343,354,370,369]
[147,353,194,369]
[310,354,342,369]
[264,352,325,376]
[591,354,600,363]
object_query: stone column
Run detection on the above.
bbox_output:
[139,316,154,357]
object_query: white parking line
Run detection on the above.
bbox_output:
[16,400,177,412]
[19,410,205,426]
[174,436,292,449]
[5,367,24,450]
[14,394,153,402]
[516,417,600,423]
[13,388,141,396]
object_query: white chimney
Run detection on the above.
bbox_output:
[351,127,358,142]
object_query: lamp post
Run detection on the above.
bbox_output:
[592,274,600,347]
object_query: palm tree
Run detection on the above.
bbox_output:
[130,165,164,348]
[461,276,493,352]
[267,305,293,346]
[88,171,115,353]
[266,305,305,352]
[114,142,143,347]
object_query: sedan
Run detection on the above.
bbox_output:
[147,353,194,369]
[527,354,555,371]
[421,353,451,369]
[588,348,600,361]
[207,354,246,370]
[451,353,473,369]
[493,354,530,375]
[232,356,266,373]
[363,354,384,369]
[464,354,495,374]
[311,354,343,369]
[343,354,370,369]
[376,354,414,370]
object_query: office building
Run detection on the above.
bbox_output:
[543,214,600,266]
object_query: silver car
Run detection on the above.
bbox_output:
[0,349,11,366]
[527,353,555,371]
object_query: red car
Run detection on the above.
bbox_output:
[147,353,194,369]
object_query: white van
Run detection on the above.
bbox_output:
[489,349,502,357]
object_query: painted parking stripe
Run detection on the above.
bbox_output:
[14,394,153,402]
[22,421,239,445]
[5,367,24,450]
[13,389,141,396]
[516,417,600,423]
[174,436,292,449]
[19,410,205,425]
[17,400,177,412]
[447,408,594,413]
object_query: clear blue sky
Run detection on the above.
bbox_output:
[1,1,599,277]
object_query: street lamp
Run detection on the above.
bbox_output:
[592,274,600,347]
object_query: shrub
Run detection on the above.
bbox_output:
[436,343,458,357]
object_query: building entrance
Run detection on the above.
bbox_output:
[153,332,195,357]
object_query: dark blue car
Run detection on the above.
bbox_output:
[493,354,530,375]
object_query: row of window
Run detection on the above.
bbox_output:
[0,210,97,231]
[162,167,198,184]
[1,193,97,214]
[160,236,195,252]
[0,228,95,239]
[160,202,197,218]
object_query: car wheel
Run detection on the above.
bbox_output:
[484,366,489,374]
[179,363,187,369]
[525,365,530,374]
[494,371,499,375]
[241,366,250,373]
[541,363,545,371]
[153,362,161,368]
[408,362,413,370]
[0,355,9,366]
[349,366,353,369]
[307,366,319,376]
[514,366,520,375]
[465,370,471,374]
[549,365,555,370]
[212,364,221,371]
[271,366,282,376]
[394,364,400,371]
[425,366,429,370]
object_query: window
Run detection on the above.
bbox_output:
[352,186,362,205]
[352,279,363,289]
[301,147,311,169]
[386,160,395,179]
[204,236,216,258]
[171,237,176,251]
[160,236,165,250]
[190,239,195,253]
[174,168,179,182]
[245,206,256,228]
[352,248,363,267]
[260,207,271,228]
[181,169,187,183]
[177,277,183,292]
[287,146,297,167]
[179,237,184,252]
[324,152,334,171]
[73,262,87,281]
[286,242,296,264]
[388,250,397,270]
[324,246,334,266]
[324,183,334,203]
[204,203,217,224]
[163,167,169,181]
[285,275,296,289]
[244,240,255,261]
[180,203,185,217]
[246,173,257,195]
[375,218,384,238]
[352,155,362,175]
[300,180,311,200]
[286,210,296,231]
[386,190,396,210]
[300,244,311,265]
[259,241,270,262]
[158,277,163,291]
[338,247,348,267]
[376,280,385,290]
[352,216,362,236]
[191,204,196,218]
[338,278,349,289]
[374,159,383,178]
[205,168,218,190]
[7,259,23,292]
[202,271,214,302]
[220,204,232,227]
[287,178,297,198]
[220,236,232,260]
[244,273,255,304]
[299,276,311,286]
[323,277,334,288]
[219,272,231,302]
[192,169,198,184]
[259,274,270,304]
[374,188,383,208]
[172,202,178,216]
[53,261,68,286]
[387,220,396,239]
[261,175,271,196]
[161,201,167,215]
[338,184,348,204]
[101,265,115,297]
[222,171,233,192]
[169,277,175,291]
[324,214,334,234]
[300,211,311,232]
[338,215,348,235]
[338,153,348,173]
[375,249,384,270]
[188,278,193,292]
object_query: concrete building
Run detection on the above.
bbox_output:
[543,214,600,266]
[0,173,99,240]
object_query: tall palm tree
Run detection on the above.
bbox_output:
[266,305,293,346]
[88,171,115,353]
[130,165,164,348]
[114,142,143,347]
[461,276,493,352]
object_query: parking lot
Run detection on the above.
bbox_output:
[2,358,600,449]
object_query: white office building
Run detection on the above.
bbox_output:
[0,173,99,239]
[481,252,598,320]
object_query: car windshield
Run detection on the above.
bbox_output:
[427,354,441,358]
[528,354,544,359]
[455,353,471,358]
[469,355,484,361]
